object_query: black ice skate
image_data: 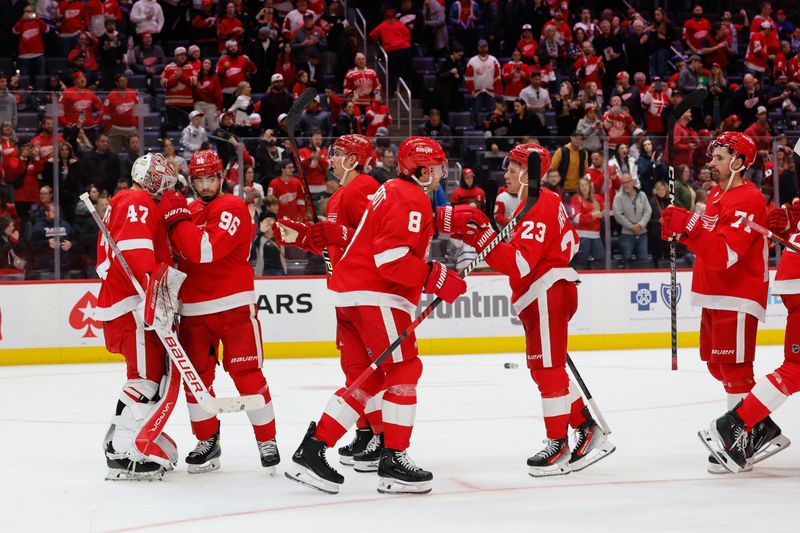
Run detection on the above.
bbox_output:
[105,442,167,481]
[185,432,221,474]
[568,408,616,472]
[353,433,384,473]
[751,416,791,464]
[338,428,374,466]
[527,438,571,477]
[257,439,280,475]
[284,421,344,494]
[376,448,433,494]
[698,410,753,474]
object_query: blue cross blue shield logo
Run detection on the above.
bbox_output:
[660,283,682,308]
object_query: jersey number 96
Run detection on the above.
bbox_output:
[219,211,241,236]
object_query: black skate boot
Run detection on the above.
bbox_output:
[353,433,384,473]
[257,439,280,474]
[568,408,616,472]
[284,421,345,494]
[338,428,374,466]
[105,442,166,481]
[185,432,221,474]
[527,438,571,477]
[377,448,433,494]
[698,410,753,474]
[751,416,791,464]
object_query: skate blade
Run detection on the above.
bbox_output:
[353,459,379,473]
[753,435,791,464]
[284,463,341,494]
[376,476,431,494]
[528,461,571,477]
[697,428,747,474]
[187,457,221,474]
[105,468,165,481]
[262,465,277,476]
[569,441,616,472]
[339,455,355,466]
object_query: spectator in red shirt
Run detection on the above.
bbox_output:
[298,131,328,198]
[12,6,48,79]
[700,23,732,70]
[216,39,257,108]
[194,58,223,132]
[217,1,245,53]
[161,46,197,130]
[192,0,219,57]
[450,167,485,207]
[570,176,605,264]
[364,92,392,138]
[103,73,139,153]
[669,109,697,168]
[682,5,712,54]
[502,49,531,99]
[542,9,572,45]
[267,160,307,222]
[642,77,670,134]
[602,95,635,149]
[516,24,538,65]
[59,71,104,147]
[746,21,776,78]
[344,53,382,115]
[744,106,772,184]
[274,41,296,92]
[574,41,604,91]
[369,9,413,92]
[69,32,100,74]
[57,0,87,56]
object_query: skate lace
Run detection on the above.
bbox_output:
[258,440,278,457]
[190,437,216,457]
[534,439,563,458]
[395,451,421,472]
[363,434,381,453]
[573,426,588,450]
[732,427,748,455]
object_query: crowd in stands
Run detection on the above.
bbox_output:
[0,0,799,279]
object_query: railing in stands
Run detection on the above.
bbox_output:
[376,44,389,101]
[395,77,412,136]
[353,8,368,58]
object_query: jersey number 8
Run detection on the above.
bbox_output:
[219,211,241,236]
[408,211,422,233]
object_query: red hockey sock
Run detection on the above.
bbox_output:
[382,358,422,450]
[568,380,587,428]
[315,372,384,448]
[737,368,795,428]
[230,369,276,442]
[720,362,755,394]
[356,415,370,430]
[531,367,570,439]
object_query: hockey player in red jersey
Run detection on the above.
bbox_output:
[285,136,467,494]
[94,152,180,480]
[437,143,614,476]
[700,200,798,473]
[157,149,280,474]
[660,131,781,474]
[273,134,385,470]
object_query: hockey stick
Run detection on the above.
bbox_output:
[339,151,543,402]
[285,88,334,276]
[667,88,708,371]
[80,193,265,415]
[566,355,611,435]
[483,177,500,232]
[740,215,800,254]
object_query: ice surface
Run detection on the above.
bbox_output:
[2,347,799,532]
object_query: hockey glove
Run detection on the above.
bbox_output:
[424,261,467,303]
[767,205,791,237]
[159,190,192,229]
[660,205,700,241]
[274,218,316,252]
[786,198,800,233]
[436,205,491,238]
[308,221,350,251]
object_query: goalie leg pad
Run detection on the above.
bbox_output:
[143,263,186,332]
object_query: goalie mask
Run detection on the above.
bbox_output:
[131,153,177,196]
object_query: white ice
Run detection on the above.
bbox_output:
[2,347,799,533]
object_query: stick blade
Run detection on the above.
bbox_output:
[201,394,266,415]
[527,150,541,202]
[286,88,318,134]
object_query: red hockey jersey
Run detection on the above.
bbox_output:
[58,0,87,36]
[216,54,256,93]
[95,189,171,321]
[343,68,381,107]
[267,176,306,221]
[298,147,329,193]
[13,18,48,58]
[774,231,800,294]
[103,88,139,129]
[683,181,768,320]
[328,178,434,315]
[325,173,380,267]
[168,194,256,316]
[161,62,196,107]
[59,88,103,128]
[485,188,580,315]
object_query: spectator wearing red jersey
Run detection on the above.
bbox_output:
[574,41,604,91]
[516,24,538,65]
[369,9,413,92]
[161,47,197,131]
[642,77,670,134]
[103,0,123,23]
[192,0,219,57]
[585,151,621,207]
[298,131,328,197]
[669,109,697,169]
[751,2,780,52]
[542,9,572,45]
[267,160,307,222]
[31,117,65,164]
[450,168,485,207]
[344,53,382,114]
[60,71,104,147]
[13,6,48,80]
[216,39,257,108]
[602,95,635,149]
[103,73,139,153]
[682,5,712,55]
[363,92,392,138]
[291,70,309,101]
[69,32,100,74]
[8,143,45,224]
[465,39,502,128]
[502,49,531,99]
[218,1,245,53]
[194,58,223,132]
[746,21,776,79]
[570,176,605,264]
[744,106,772,185]
[57,0,87,55]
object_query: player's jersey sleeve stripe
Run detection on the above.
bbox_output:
[117,238,154,251]
[515,250,531,278]
[374,246,410,268]
[725,243,739,269]
[200,232,213,263]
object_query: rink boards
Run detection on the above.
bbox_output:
[0,270,789,365]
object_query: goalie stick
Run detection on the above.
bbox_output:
[286,88,334,276]
[80,193,265,415]
[740,215,800,254]
[667,88,708,371]
[339,151,543,402]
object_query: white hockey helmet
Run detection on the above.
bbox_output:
[131,153,177,195]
